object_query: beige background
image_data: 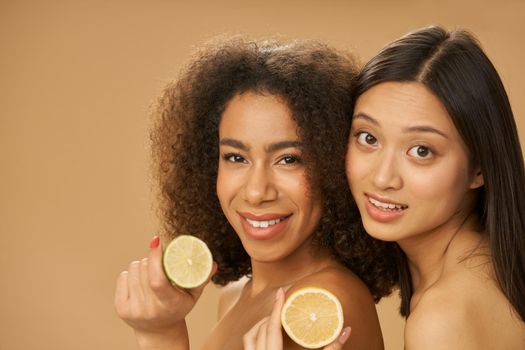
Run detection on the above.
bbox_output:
[1,1,524,349]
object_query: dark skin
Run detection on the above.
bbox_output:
[208,92,383,350]
[115,92,385,350]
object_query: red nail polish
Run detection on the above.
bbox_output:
[150,235,160,248]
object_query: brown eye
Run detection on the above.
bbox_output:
[282,156,296,164]
[223,153,246,163]
[277,155,301,165]
[357,132,378,146]
[408,145,433,159]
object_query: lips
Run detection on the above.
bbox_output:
[238,211,291,240]
[363,193,408,222]
[367,194,407,210]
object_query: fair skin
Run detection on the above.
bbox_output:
[346,81,525,349]
[115,91,384,350]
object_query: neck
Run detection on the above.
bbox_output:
[399,210,480,294]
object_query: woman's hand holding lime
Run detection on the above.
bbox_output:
[114,235,216,350]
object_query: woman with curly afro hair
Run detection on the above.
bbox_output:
[115,38,398,350]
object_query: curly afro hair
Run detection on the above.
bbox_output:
[152,37,398,301]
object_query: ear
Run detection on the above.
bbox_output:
[469,169,484,189]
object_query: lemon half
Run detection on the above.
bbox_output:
[281,287,344,349]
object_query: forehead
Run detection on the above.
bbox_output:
[219,91,300,140]
[354,81,453,130]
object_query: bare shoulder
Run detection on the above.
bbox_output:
[405,290,478,350]
[287,266,374,308]
[406,277,525,350]
[217,276,249,320]
[287,266,384,350]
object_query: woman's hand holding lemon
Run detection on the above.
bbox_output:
[244,287,351,350]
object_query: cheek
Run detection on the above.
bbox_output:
[216,164,251,211]
[279,172,308,199]
[280,171,322,214]
[216,163,233,205]
[407,161,471,207]
[345,150,367,188]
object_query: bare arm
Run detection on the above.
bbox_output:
[405,298,479,350]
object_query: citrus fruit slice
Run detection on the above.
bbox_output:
[162,235,213,289]
[281,287,344,349]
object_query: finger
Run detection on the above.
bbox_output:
[266,288,285,341]
[139,258,151,295]
[243,316,269,350]
[114,270,129,315]
[323,327,351,350]
[127,260,144,301]
[255,318,269,349]
[147,236,176,299]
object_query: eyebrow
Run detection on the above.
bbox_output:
[266,140,303,152]
[353,113,379,126]
[353,112,449,139]
[219,138,303,152]
[403,125,449,139]
[219,138,248,151]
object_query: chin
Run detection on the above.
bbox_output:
[250,252,284,263]
[241,244,279,261]
[362,222,399,242]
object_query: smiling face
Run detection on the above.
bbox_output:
[217,91,323,263]
[346,82,483,246]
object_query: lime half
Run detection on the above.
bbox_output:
[162,235,213,289]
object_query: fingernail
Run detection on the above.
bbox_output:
[150,235,160,249]
[338,327,351,343]
[276,287,284,301]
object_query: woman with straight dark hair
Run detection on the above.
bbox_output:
[248,25,525,349]
[346,26,525,348]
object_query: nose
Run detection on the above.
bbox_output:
[241,164,278,205]
[372,149,403,191]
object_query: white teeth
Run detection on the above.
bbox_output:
[246,218,282,228]
[369,197,405,210]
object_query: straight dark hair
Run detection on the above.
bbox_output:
[355,25,525,320]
